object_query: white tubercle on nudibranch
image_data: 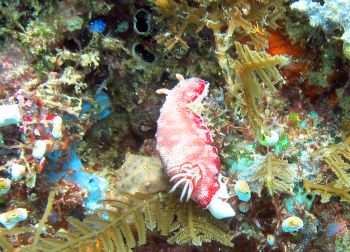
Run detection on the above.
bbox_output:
[234,180,251,202]
[282,216,304,233]
[207,175,236,219]
[0,208,28,229]
[51,115,63,139]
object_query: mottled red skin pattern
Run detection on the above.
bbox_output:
[156,78,220,208]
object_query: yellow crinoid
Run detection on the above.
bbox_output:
[251,22,267,37]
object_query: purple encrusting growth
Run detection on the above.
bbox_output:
[326,222,342,237]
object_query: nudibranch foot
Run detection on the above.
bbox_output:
[207,176,236,219]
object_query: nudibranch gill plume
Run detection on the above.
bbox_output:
[155,74,235,219]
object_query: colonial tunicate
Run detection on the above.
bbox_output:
[234,180,251,202]
[0,208,28,229]
[282,216,304,233]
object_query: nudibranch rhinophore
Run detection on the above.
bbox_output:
[155,74,235,219]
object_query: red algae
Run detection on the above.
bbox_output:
[268,31,306,57]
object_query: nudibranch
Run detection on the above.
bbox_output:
[156,74,235,219]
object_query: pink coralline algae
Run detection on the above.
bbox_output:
[156,74,235,219]
[0,43,36,97]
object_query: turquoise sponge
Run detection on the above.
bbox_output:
[47,149,108,211]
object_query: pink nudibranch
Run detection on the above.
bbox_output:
[155,74,235,219]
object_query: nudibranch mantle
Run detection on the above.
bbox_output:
[156,74,235,219]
